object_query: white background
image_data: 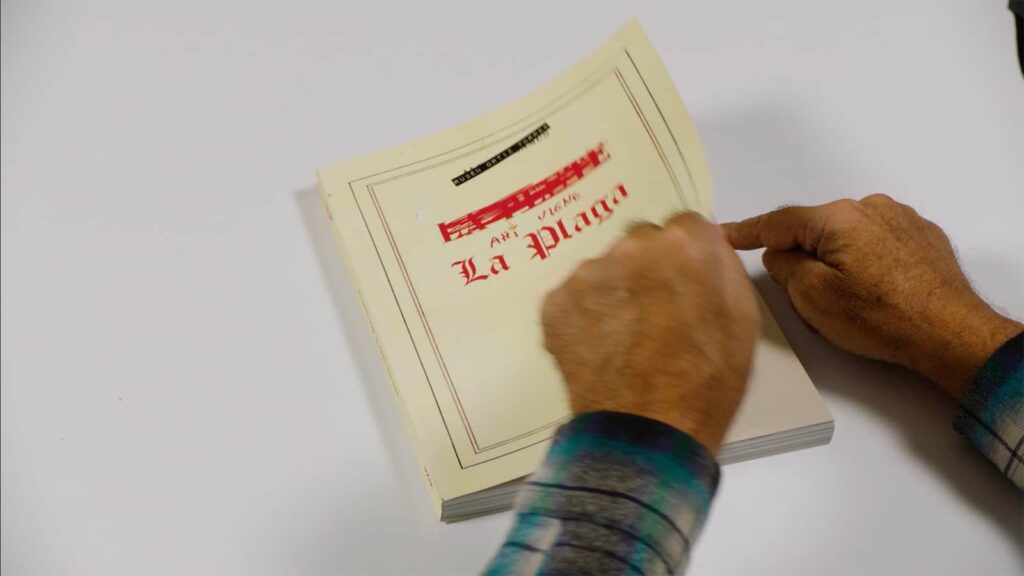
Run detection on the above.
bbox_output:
[2,1,1022,574]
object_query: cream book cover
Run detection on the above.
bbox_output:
[317,20,833,521]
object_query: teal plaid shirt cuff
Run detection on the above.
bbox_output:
[485,411,719,575]
[954,332,1024,487]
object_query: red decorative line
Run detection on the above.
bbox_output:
[437,144,610,243]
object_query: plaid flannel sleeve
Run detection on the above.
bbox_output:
[484,411,719,575]
[953,332,1024,488]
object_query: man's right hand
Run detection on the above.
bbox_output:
[724,194,1022,400]
[543,212,761,454]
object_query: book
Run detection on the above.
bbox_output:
[316,20,833,522]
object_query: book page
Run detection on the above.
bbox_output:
[320,21,734,503]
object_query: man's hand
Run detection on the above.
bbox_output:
[724,194,1022,400]
[541,212,761,454]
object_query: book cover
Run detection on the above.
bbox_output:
[317,21,832,521]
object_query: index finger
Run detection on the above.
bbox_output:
[722,205,831,252]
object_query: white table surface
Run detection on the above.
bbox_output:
[3,1,1022,574]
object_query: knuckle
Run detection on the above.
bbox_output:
[666,213,720,248]
[624,220,661,235]
[826,199,867,228]
[898,201,923,220]
[831,198,861,214]
[861,193,895,205]
[862,193,918,222]
[664,210,709,231]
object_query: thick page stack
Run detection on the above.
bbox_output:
[317,21,833,522]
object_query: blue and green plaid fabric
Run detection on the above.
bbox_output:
[954,332,1024,487]
[488,334,1022,575]
[484,411,718,575]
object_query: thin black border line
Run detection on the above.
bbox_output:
[359,74,618,461]
[368,182,576,454]
[364,76,616,458]
[349,180,464,468]
[347,49,699,470]
[623,48,699,202]
[353,56,692,468]
[355,172,570,469]
[369,69,687,453]
[613,68,684,203]
[377,72,684,456]
[365,183,483,451]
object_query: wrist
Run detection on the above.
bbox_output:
[918,303,1022,400]
[644,411,729,456]
[570,401,733,456]
[601,382,741,456]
